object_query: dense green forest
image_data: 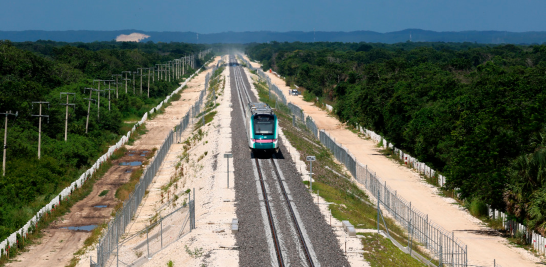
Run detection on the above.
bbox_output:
[247,42,546,231]
[0,40,212,240]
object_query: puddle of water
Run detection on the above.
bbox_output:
[128,154,135,156]
[140,154,146,156]
[94,205,107,208]
[119,161,142,166]
[63,225,98,231]
[142,151,149,153]
[125,169,133,173]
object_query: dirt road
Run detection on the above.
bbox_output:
[244,55,542,267]
[7,151,149,267]
[8,58,221,267]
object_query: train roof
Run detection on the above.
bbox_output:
[249,102,274,115]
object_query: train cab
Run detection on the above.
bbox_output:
[248,103,279,153]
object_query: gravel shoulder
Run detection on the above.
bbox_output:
[233,56,350,267]
[74,56,237,267]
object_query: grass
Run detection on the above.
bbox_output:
[204,111,217,124]
[98,190,109,197]
[127,123,148,145]
[67,147,157,266]
[0,148,121,266]
[359,233,427,267]
[251,77,435,266]
[184,245,203,258]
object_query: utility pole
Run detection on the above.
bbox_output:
[132,71,137,94]
[122,71,131,94]
[138,68,146,95]
[103,80,115,110]
[168,62,171,82]
[113,74,122,99]
[31,101,50,160]
[1,111,18,177]
[59,92,75,142]
[176,59,179,79]
[147,68,151,97]
[93,80,106,119]
[84,87,97,134]
[155,64,160,81]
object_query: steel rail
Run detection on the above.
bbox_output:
[270,157,315,267]
[254,157,286,267]
[232,55,315,267]
[232,55,285,266]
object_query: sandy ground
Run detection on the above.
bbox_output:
[243,55,543,267]
[277,124,370,267]
[5,151,150,267]
[4,57,220,267]
[115,33,150,42]
[76,56,238,267]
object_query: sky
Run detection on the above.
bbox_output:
[1,0,545,33]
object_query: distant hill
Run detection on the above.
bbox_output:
[2,29,546,44]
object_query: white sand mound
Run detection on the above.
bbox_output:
[116,33,150,42]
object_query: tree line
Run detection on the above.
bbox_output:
[0,40,212,240]
[247,41,546,232]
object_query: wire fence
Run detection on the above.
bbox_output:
[93,58,214,267]
[319,130,468,266]
[99,195,195,267]
[239,54,471,266]
[239,54,475,265]
[306,116,319,139]
[0,55,218,255]
[288,102,304,121]
[95,129,174,267]
[237,54,288,105]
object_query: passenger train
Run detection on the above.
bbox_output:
[247,102,279,153]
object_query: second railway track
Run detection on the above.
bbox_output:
[230,55,318,267]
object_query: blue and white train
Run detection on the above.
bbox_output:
[247,102,279,153]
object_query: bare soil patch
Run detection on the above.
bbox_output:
[6,150,149,267]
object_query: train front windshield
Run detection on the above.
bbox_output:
[253,114,275,136]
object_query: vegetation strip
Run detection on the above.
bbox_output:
[251,73,428,266]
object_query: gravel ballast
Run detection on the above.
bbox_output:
[231,56,349,267]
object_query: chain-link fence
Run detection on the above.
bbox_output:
[288,102,304,121]
[94,66,212,266]
[319,130,468,266]
[239,53,469,266]
[96,129,174,267]
[306,116,319,139]
[175,111,191,143]
[102,196,195,267]
[205,72,210,90]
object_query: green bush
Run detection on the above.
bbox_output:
[467,198,488,218]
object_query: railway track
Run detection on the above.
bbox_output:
[230,55,317,267]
